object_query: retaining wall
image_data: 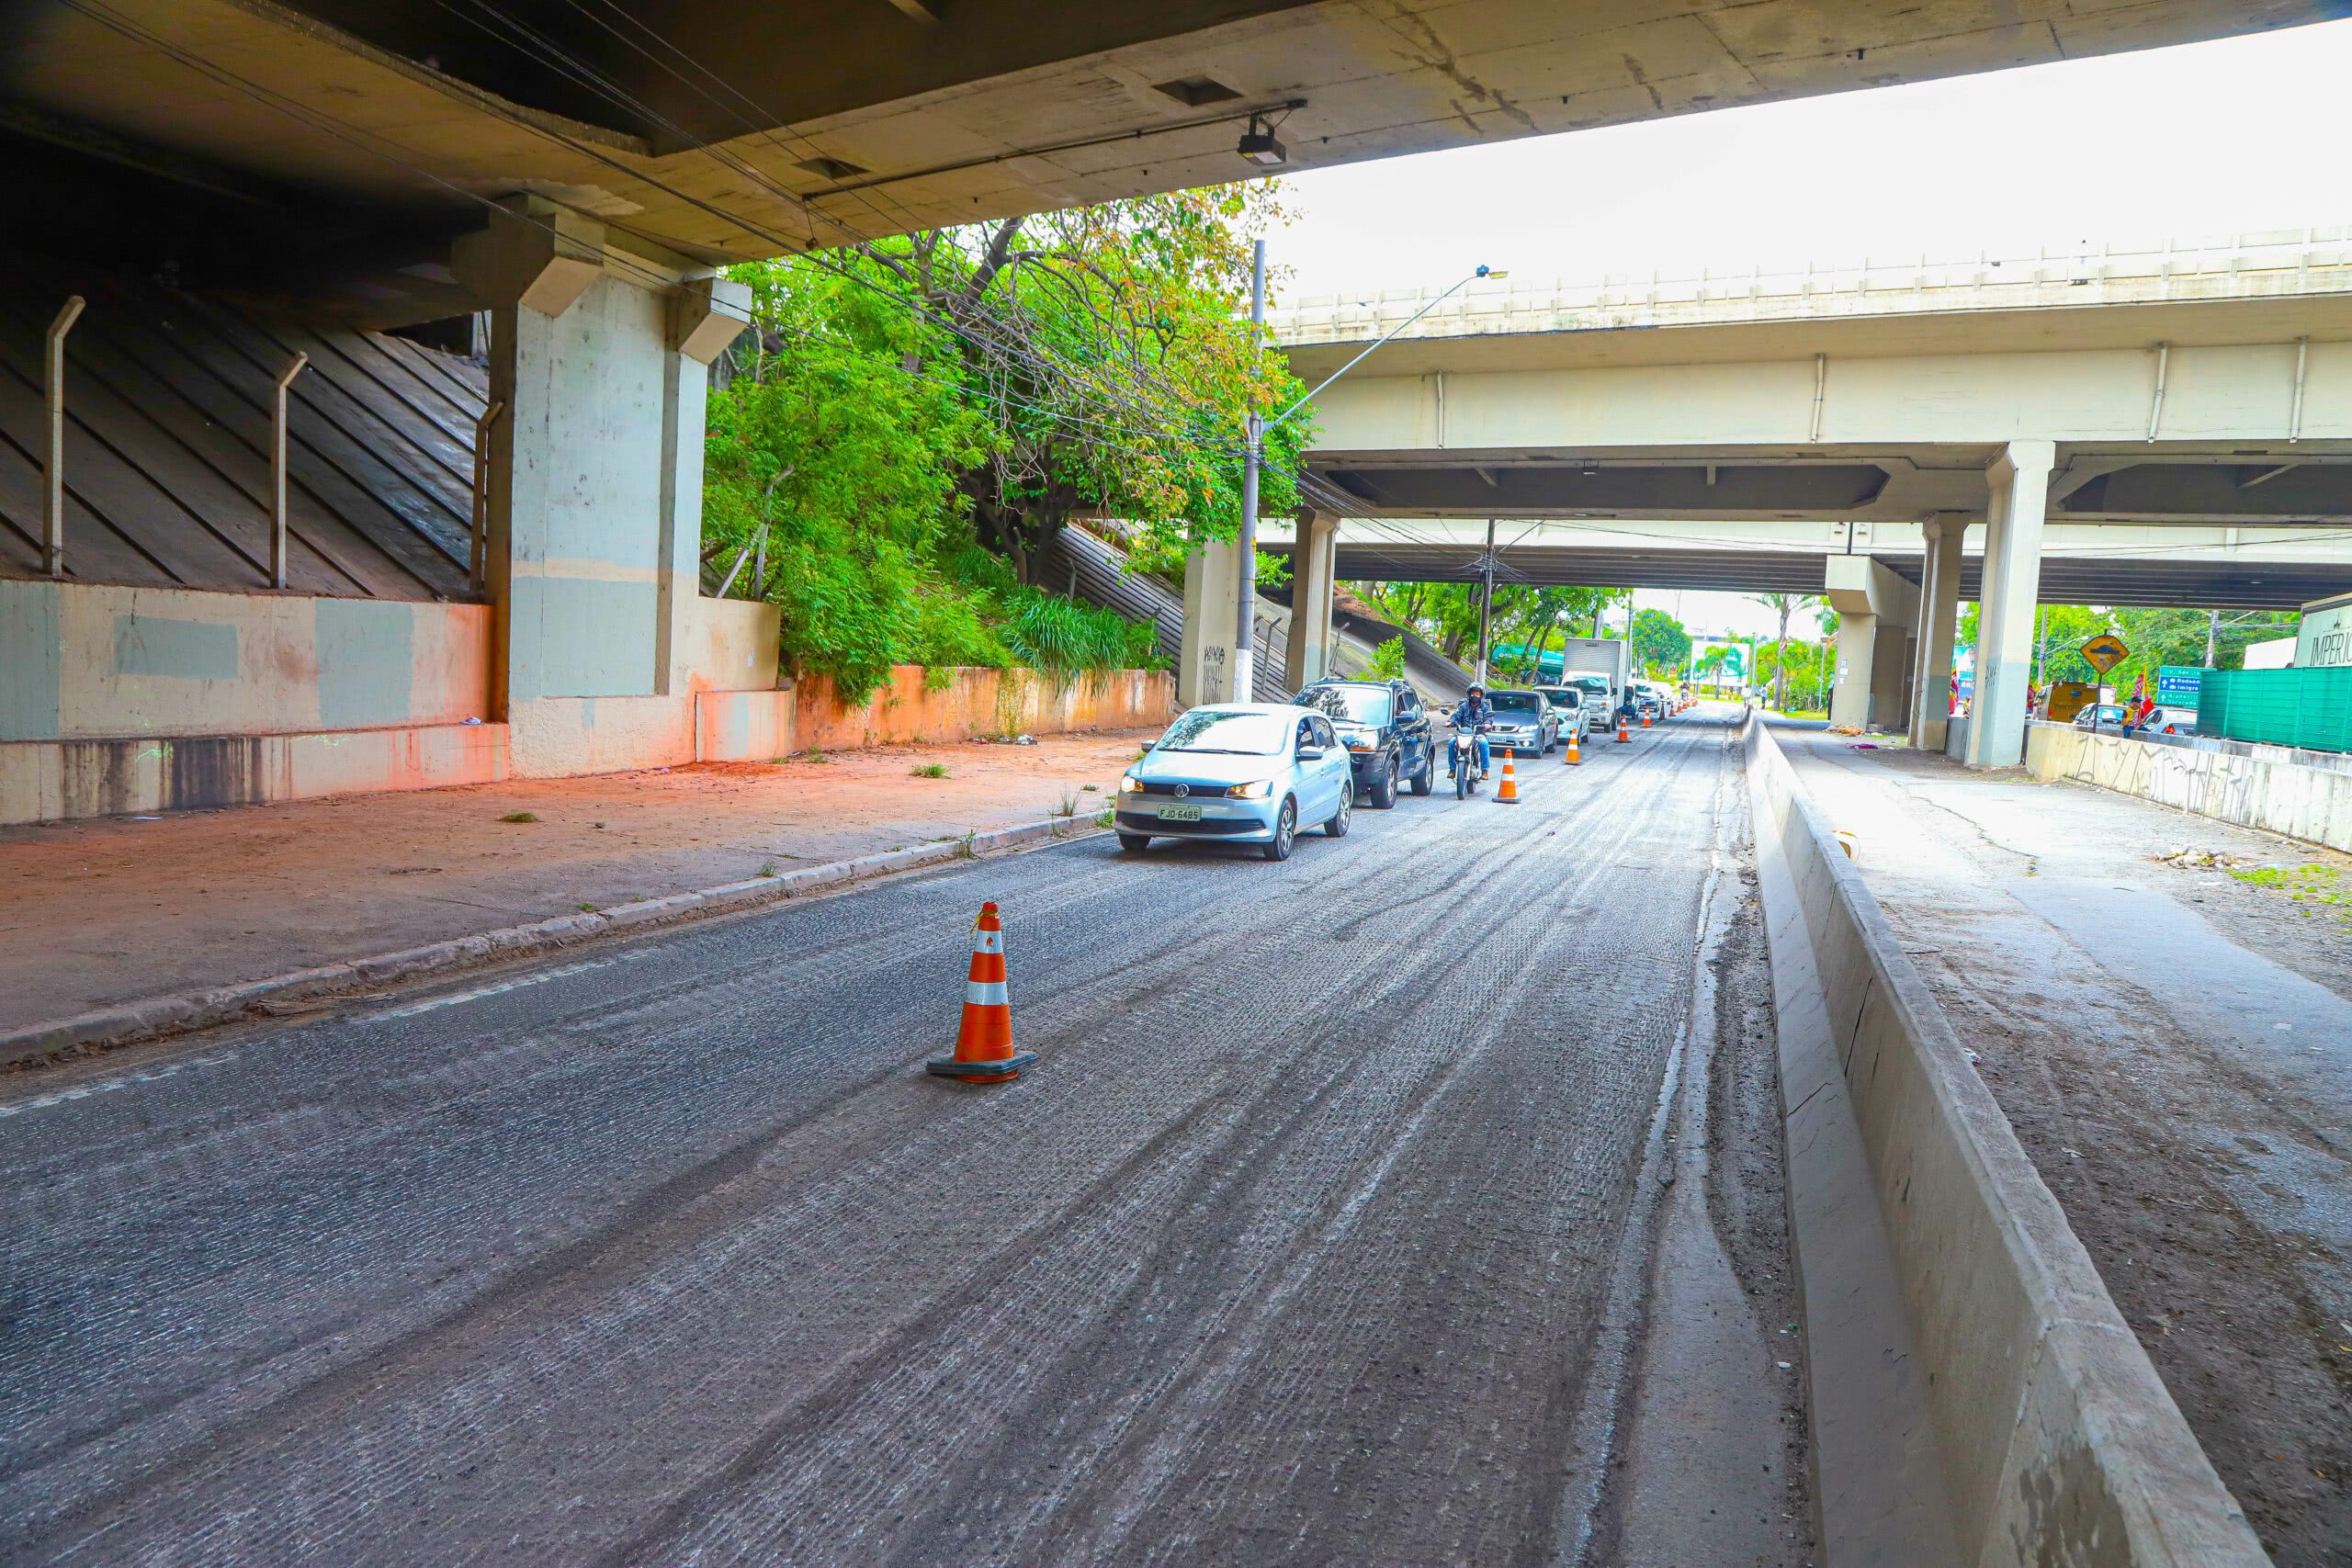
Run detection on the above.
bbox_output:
[1747,717,2266,1567]
[2026,720,2352,852]
[790,665,1174,754]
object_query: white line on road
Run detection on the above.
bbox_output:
[0,1051,241,1120]
[369,951,656,1021]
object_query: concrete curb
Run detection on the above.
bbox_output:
[1747,716,2268,1567]
[5,815,1105,1070]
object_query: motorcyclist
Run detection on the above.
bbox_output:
[1447,684,1493,780]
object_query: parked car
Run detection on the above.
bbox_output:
[1534,685,1589,741]
[1116,704,1355,861]
[1630,682,1668,722]
[1483,688,1559,756]
[1292,678,1437,805]
[2075,703,2197,737]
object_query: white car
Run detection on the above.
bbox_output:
[1115,704,1357,862]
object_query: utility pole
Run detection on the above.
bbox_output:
[1475,516,1497,684]
[2205,607,2221,667]
[2033,604,2048,687]
[1232,237,1268,702]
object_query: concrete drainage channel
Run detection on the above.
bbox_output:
[2,816,1105,1070]
[1747,716,2270,1567]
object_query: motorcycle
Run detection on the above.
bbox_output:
[1449,723,1494,800]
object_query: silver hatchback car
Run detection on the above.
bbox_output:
[1114,704,1357,862]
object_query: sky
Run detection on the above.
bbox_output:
[1277,17,2352,639]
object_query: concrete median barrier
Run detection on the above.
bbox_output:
[1747,716,2267,1568]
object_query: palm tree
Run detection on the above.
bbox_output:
[1748,592,1805,713]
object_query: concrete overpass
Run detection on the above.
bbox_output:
[1246,231,2352,760]
[6,3,2333,321]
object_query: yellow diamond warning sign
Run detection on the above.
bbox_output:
[2080,634,2129,674]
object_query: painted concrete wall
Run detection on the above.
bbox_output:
[0,724,511,825]
[793,666,1174,754]
[0,580,490,742]
[1747,718,2265,1568]
[2027,720,2352,852]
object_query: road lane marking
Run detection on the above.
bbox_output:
[0,1051,240,1120]
[369,950,657,1021]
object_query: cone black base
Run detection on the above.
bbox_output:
[926,1051,1037,1079]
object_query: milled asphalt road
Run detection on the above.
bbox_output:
[1,711,1802,1567]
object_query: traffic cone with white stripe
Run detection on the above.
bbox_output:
[1617,716,1631,744]
[1494,750,1521,804]
[1564,727,1581,765]
[926,901,1035,1083]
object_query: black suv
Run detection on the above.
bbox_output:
[1291,679,1436,807]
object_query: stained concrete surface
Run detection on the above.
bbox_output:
[1779,725,2352,1564]
[1,713,1810,1566]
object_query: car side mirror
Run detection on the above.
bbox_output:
[1295,744,1326,761]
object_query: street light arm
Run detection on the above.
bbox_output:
[1261,265,1496,435]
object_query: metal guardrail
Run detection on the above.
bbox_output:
[1269,227,2352,346]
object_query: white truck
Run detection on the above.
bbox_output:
[1557,637,1633,726]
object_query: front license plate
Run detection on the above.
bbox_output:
[1157,803,1204,821]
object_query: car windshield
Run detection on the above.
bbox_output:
[1538,689,1580,709]
[1489,693,1542,715]
[1296,685,1391,726]
[1572,676,1609,693]
[1155,709,1289,755]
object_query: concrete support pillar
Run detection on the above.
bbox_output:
[454,197,746,717]
[657,276,752,695]
[1829,614,1878,729]
[1823,554,1918,732]
[1283,510,1340,692]
[1964,440,2055,768]
[1871,626,1913,732]
[1907,515,1968,752]
[1180,536,1243,705]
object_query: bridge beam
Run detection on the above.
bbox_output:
[1965,441,2056,768]
[1284,511,1340,692]
[1908,515,1970,751]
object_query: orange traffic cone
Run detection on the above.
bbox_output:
[1617,716,1631,744]
[1494,751,1520,804]
[1642,709,1652,728]
[925,901,1035,1083]
[1564,728,1581,765]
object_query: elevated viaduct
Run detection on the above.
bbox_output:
[1251,232,2352,758]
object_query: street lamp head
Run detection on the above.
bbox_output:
[1476,265,1509,278]
[1237,113,1286,167]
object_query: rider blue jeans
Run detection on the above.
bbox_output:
[1450,736,1490,775]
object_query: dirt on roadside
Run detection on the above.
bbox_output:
[1782,736,2352,1564]
[0,731,1153,1036]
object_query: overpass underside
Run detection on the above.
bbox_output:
[1305,538,2350,612]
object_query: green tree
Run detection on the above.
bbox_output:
[1628,606,1692,677]
[758,184,1311,584]
[704,264,1001,697]
[1749,592,1820,714]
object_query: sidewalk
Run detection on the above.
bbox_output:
[3,732,1148,1041]
[1773,723,2352,1564]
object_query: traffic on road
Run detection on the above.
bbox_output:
[1115,676,1688,852]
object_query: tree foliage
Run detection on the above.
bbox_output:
[1628,606,1692,676]
[706,182,1304,699]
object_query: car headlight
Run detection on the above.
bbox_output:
[1344,736,1372,750]
[1118,774,1145,794]
[1227,779,1275,799]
